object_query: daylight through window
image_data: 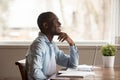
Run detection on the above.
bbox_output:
[0,0,111,42]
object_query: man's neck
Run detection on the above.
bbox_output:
[45,34,54,43]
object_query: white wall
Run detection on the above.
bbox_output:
[0,45,120,80]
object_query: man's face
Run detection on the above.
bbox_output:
[47,15,61,35]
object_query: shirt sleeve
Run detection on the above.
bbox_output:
[32,53,47,80]
[26,44,47,80]
[55,45,79,68]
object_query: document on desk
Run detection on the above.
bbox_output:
[58,65,96,78]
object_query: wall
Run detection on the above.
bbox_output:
[0,44,120,80]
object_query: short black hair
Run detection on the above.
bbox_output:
[37,12,55,31]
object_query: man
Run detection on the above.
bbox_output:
[26,12,79,80]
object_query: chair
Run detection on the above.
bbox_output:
[15,59,27,80]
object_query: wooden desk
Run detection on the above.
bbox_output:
[50,66,120,80]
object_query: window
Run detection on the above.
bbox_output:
[0,0,111,43]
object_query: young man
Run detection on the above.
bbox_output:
[26,12,79,80]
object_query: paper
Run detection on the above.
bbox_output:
[58,71,95,77]
[76,64,100,71]
[58,66,96,78]
[58,65,99,78]
[77,64,93,71]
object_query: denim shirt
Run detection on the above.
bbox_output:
[26,32,79,80]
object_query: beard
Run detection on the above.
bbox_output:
[56,29,61,35]
[51,27,61,35]
[52,31,61,35]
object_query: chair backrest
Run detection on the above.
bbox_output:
[15,59,27,80]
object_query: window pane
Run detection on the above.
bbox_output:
[0,0,111,42]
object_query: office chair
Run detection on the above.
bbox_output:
[15,59,27,80]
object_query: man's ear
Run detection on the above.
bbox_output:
[43,22,48,29]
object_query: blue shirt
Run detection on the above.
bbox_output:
[26,32,79,80]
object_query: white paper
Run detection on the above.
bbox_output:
[59,71,95,76]
[58,66,96,78]
[77,64,93,71]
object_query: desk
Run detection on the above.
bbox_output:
[50,66,120,80]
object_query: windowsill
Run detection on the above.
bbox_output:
[1,41,120,50]
[0,40,112,46]
[0,40,32,46]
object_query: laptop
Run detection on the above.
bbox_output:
[76,46,98,72]
[91,46,98,71]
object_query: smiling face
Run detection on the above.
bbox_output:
[37,12,61,35]
[47,14,61,35]
[47,15,61,35]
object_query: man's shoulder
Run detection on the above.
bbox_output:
[30,38,46,48]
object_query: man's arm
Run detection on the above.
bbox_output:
[55,44,79,68]
[26,46,47,80]
[27,54,47,80]
[56,32,79,68]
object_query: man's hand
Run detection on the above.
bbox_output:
[57,32,75,46]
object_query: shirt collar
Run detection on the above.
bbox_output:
[38,32,53,44]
